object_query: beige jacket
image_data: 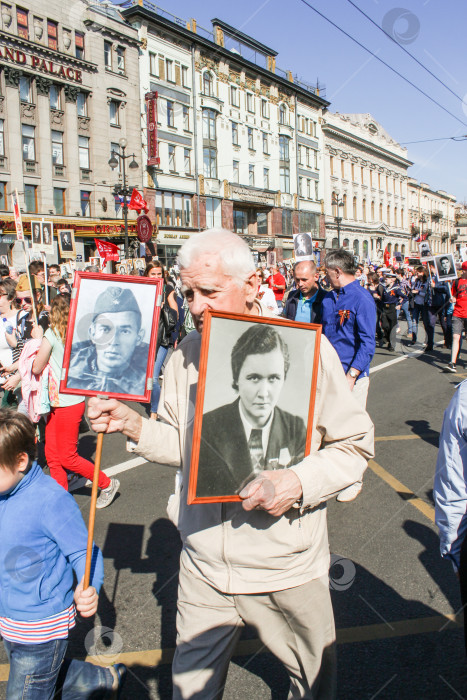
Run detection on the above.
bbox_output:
[136,317,374,594]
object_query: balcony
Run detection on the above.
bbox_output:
[431,210,443,220]
[53,164,66,178]
[23,160,37,174]
[199,93,223,113]
[80,168,92,182]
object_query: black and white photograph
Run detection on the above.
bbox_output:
[189,313,321,503]
[434,253,457,282]
[293,232,314,260]
[266,251,276,268]
[60,273,163,402]
[419,241,433,261]
[58,229,75,258]
[31,221,41,250]
[0,255,8,266]
[40,221,54,254]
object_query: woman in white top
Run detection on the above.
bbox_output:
[0,278,20,368]
[255,269,280,315]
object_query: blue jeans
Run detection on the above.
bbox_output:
[3,638,113,699]
[150,344,169,413]
[399,300,413,334]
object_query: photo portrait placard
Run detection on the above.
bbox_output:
[188,311,322,504]
[31,221,42,251]
[58,229,76,259]
[419,241,433,262]
[40,221,54,255]
[293,232,314,261]
[60,272,163,402]
[433,253,457,282]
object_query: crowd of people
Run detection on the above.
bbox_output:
[1,232,467,698]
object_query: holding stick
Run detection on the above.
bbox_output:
[83,432,104,590]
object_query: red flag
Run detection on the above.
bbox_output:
[94,238,120,262]
[383,248,390,265]
[128,188,149,214]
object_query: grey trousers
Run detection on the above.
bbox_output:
[172,558,336,700]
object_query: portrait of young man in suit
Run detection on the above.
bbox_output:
[196,323,307,498]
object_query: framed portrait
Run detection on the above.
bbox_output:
[58,229,76,259]
[460,247,467,263]
[0,255,8,266]
[434,253,457,282]
[188,311,322,504]
[293,232,314,261]
[266,251,276,268]
[88,257,100,267]
[31,221,42,251]
[40,221,54,254]
[419,241,433,261]
[60,272,163,402]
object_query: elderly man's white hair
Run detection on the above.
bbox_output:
[177,229,255,285]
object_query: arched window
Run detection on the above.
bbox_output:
[343,238,349,249]
[332,237,339,249]
[353,239,360,256]
[343,194,347,219]
[401,209,404,228]
[203,71,213,96]
[353,196,357,220]
[279,103,287,125]
[363,240,369,257]
[387,204,391,226]
[394,243,399,253]
[387,242,392,254]
[362,198,367,222]
[371,201,375,221]
[401,244,406,255]
[394,206,398,228]
[379,203,383,221]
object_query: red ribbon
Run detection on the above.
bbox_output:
[338,309,350,326]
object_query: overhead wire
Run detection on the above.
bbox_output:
[401,136,467,145]
[297,0,467,128]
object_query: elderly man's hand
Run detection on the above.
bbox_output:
[88,397,142,441]
[239,469,303,517]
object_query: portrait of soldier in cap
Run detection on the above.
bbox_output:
[67,285,150,395]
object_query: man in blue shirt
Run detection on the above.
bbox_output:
[322,249,376,502]
[282,260,325,324]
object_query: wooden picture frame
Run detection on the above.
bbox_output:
[60,272,163,402]
[188,310,322,504]
[58,229,76,259]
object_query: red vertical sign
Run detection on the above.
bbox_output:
[145,91,160,166]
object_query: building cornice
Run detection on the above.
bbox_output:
[323,123,413,169]
[0,30,98,72]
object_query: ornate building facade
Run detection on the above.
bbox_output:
[407,179,456,255]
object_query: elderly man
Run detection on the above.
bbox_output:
[283,260,325,324]
[88,229,374,699]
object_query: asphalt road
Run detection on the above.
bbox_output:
[2,321,467,699]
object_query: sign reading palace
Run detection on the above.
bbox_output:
[0,46,83,83]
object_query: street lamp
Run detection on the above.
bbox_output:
[331,193,345,248]
[108,137,139,258]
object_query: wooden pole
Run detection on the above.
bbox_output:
[23,243,38,325]
[83,432,104,590]
[43,252,49,307]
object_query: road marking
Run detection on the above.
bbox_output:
[375,434,437,443]
[370,341,444,374]
[69,457,148,492]
[368,459,435,522]
[0,614,459,679]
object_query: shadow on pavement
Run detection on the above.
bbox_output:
[405,419,439,447]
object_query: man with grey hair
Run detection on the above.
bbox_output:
[322,248,376,502]
[88,229,374,699]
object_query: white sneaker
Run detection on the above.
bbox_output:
[336,481,363,502]
[96,478,120,509]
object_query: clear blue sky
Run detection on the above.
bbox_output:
[125,0,467,202]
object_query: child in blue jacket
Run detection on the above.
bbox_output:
[0,409,126,698]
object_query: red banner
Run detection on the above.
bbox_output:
[94,238,120,262]
[128,188,149,214]
[145,92,159,166]
[11,190,24,241]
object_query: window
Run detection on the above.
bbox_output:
[233,160,239,183]
[341,159,345,178]
[282,209,292,235]
[166,101,174,128]
[203,147,217,178]
[232,122,238,146]
[205,197,221,228]
[362,198,366,222]
[233,209,248,234]
[353,196,357,220]
[279,135,289,161]
[298,146,303,166]
[314,150,318,170]
[371,201,375,221]
[77,92,87,116]
[203,72,213,96]
[299,177,304,197]
[247,127,254,150]
[330,156,334,175]
[110,142,121,173]
[343,194,347,218]
[230,86,239,107]
[257,212,267,235]
[22,125,35,161]
[307,179,311,199]
[75,32,84,59]
[17,7,28,40]
[394,206,398,227]
[379,202,383,221]
[166,59,173,82]
[387,204,390,225]
[80,190,90,216]
[49,85,60,110]
[263,167,269,189]
[378,172,381,189]
[154,192,192,228]
[0,182,6,211]
[183,106,189,130]
[261,99,269,119]
[149,53,158,77]
[116,46,125,73]
[0,121,4,156]
[24,184,37,213]
[306,148,311,168]
[246,93,254,113]
[182,66,189,87]
[168,144,176,172]
[202,109,216,141]
[183,148,191,176]
[279,104,286,125]
[351,163,355,181]
[51,130,63,165]
[53,187,65,215]
[280,165,290,193]
[315,181,319,201]
[249,164,254,187]
[47,20,58,50]
[109,100,119,126]
[361,166,364,183]
[79,136,89,169]
[262,133,268,154]
[104,41,112,69]
[19,76,31,103]
[401,209,404,228]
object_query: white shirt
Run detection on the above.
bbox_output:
[238,400,273,457]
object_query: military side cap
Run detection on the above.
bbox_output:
[93,286,141,318]
[16,274,41,291]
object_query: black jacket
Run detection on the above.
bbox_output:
[282,287,325,324]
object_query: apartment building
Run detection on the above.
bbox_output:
[408,179,456,255]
